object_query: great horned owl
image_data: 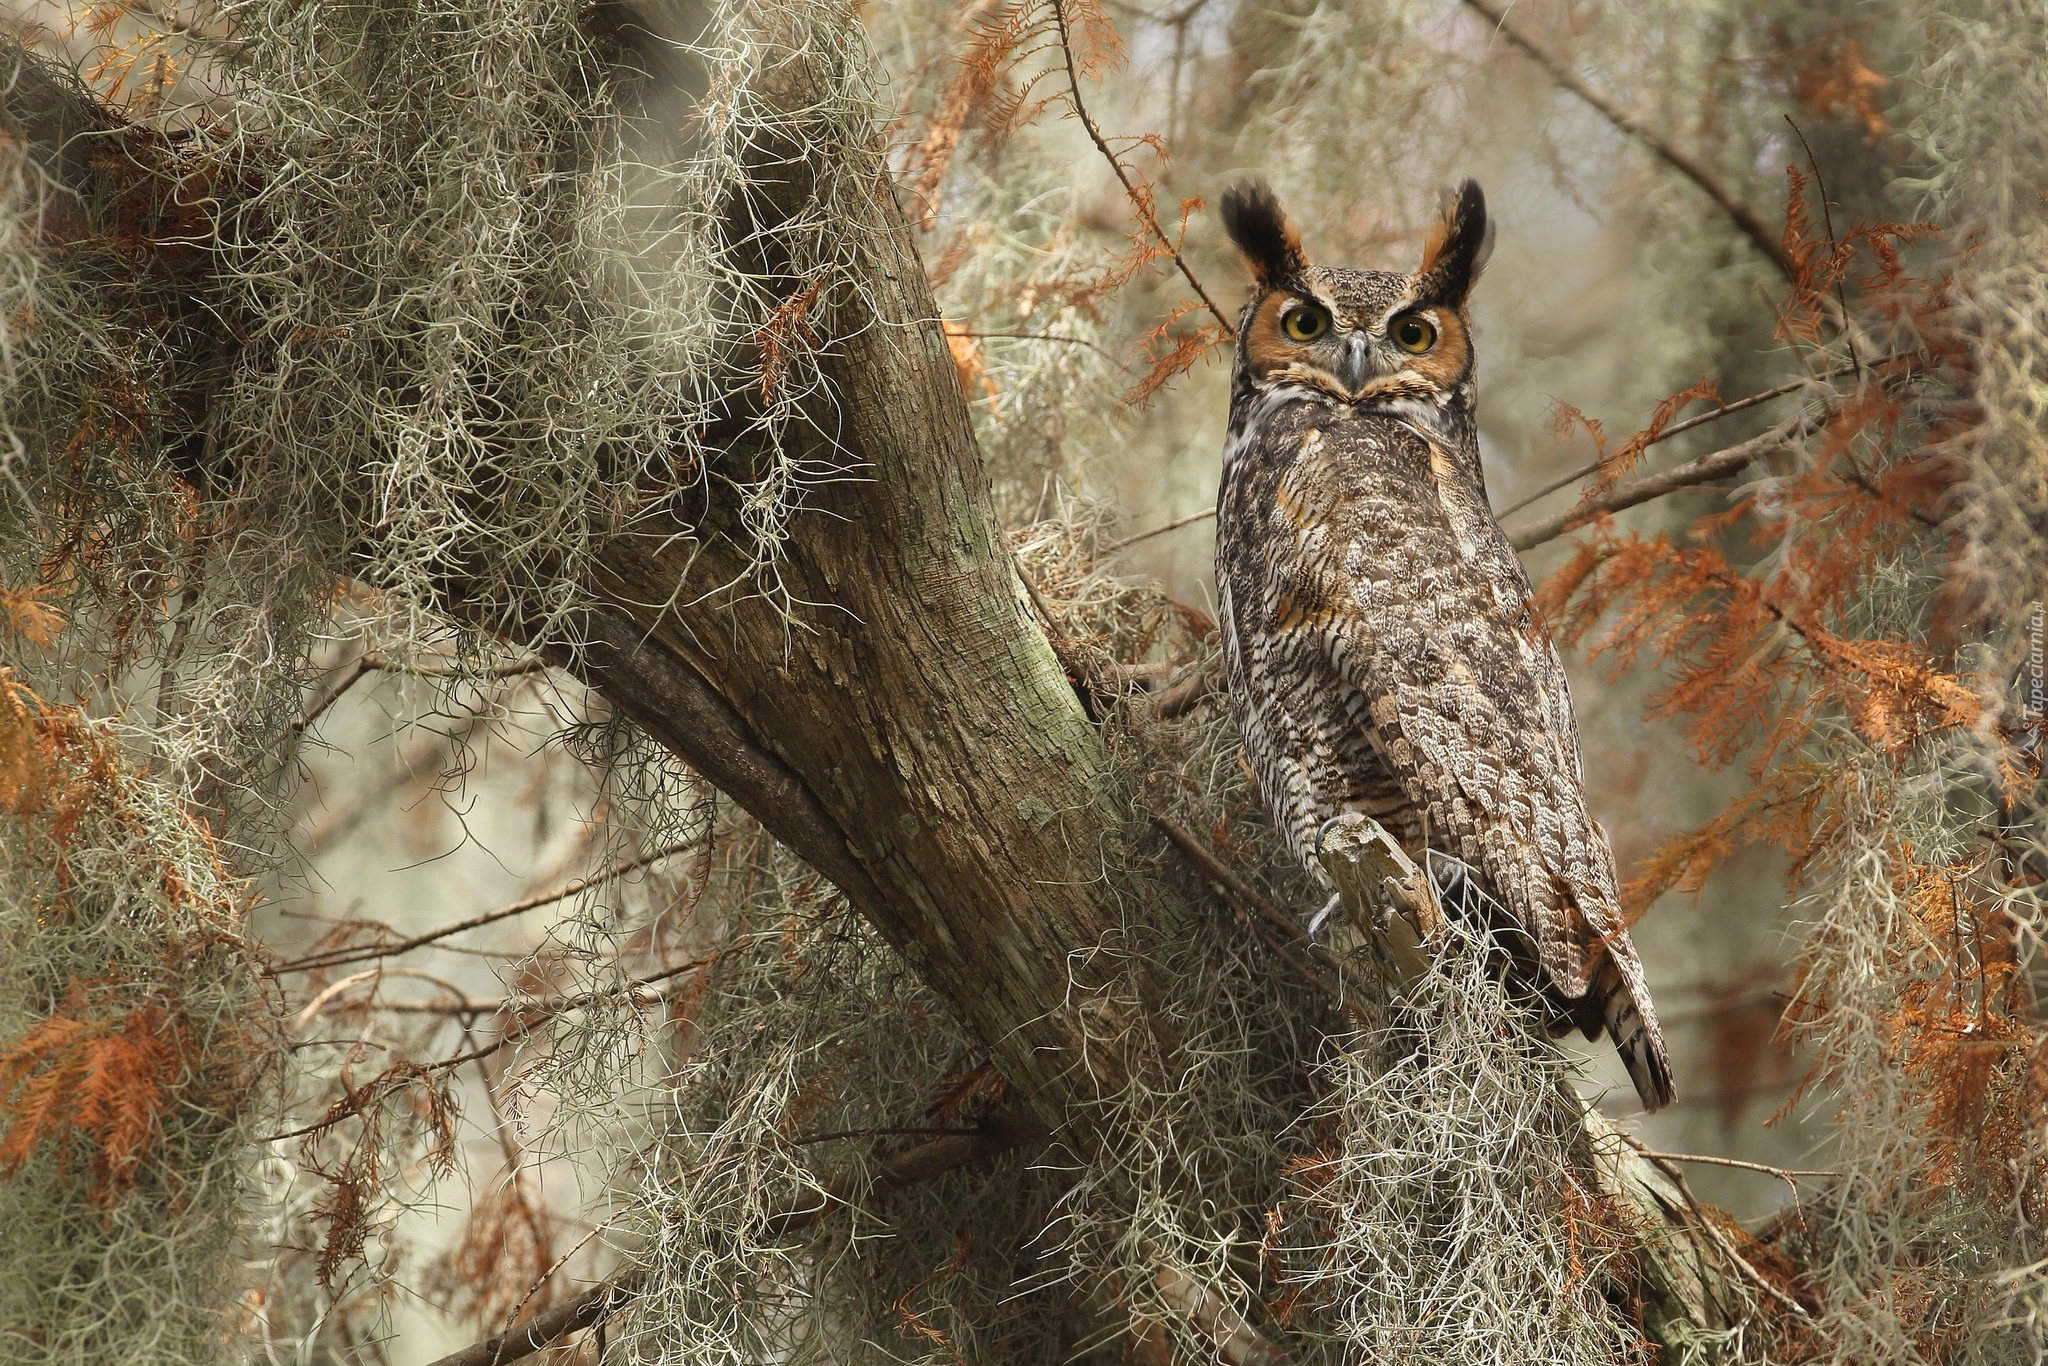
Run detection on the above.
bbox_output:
[1213,179,1674,1111]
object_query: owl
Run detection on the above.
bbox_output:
[1213,179,1674,1111]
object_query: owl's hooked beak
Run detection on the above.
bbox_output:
[1336,331,1375,394]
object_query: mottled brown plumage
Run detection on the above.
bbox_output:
[1214,180,1675,1110]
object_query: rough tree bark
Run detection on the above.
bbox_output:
[572,51,1184,1130]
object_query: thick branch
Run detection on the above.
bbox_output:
[553,608,889,915]
[570,53,1187,1139]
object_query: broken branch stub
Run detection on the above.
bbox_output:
[1313,812,1443,998]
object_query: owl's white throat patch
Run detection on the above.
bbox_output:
[1369,395,1457,447]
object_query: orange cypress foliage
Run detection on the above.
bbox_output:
[892,1231,974,1361]
[429,1171,557,1330]
[0,669,235,916]
[1786,857,2045,1221]
[927,1058,1008,1125]
[1,669,121,832]
[904,1,1040,225]
[1542,517,1988,912]
[902,0,1231,408]
[1884,862,2038,1215]
[0,669,265,1216]
[1789,34,1891,143]
[301,1054,459,1287]
[1775,167,1942,349]
[1617,763,1838,920]
[1538,530,1977,756]
[0,979,196,1205]
[757,281,822,408]
[1547,377,1722,505]
[902,0,1124,226]
[0,583,68,646]
[1125,291,1231,407]
[1535,174,1988,910]
[941,319,1001,406]
[1557,1177,1648,1341]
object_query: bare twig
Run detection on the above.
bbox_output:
[294,966,474,1026]
[305,956,713,1025]
[1149,666,1214,719]
[1101,505,1217,554]
[786,1125,975,1146]
[1639,1151,1838,1181]
[273,841,696,975]
[1018,567,1064,637]
[1635,1143,1815,1318]
[423,1277,637,1366]
[124,0,250,59]
[966,330,1131,369]
[1784,115,1865,382]
[360,651,549,680]
[153,577,202,730]
[1048,0,1235,334]
[293,657,370,735]
[1460,0,1795,282]
[1507,409,1818,550]
[264,957,717,1146]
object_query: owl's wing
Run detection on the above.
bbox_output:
[1307,464,1674,1107]
[1330,594,1608,991]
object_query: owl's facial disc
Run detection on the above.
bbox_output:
[1244,284,1465,406]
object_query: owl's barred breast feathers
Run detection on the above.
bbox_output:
[1213,179,1675,1111]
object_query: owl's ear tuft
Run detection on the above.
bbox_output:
[1415,179,1494,305]
[1221,180,1308,285]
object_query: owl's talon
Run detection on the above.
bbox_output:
[1305,893,1341,945]
[1312,815,1348,858]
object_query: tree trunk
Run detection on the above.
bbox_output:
[571,58,1180,1131]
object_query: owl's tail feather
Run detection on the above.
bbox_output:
[1594,953,1676,1112]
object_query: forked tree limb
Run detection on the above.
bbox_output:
[1459,0,1797,282]
[6,33,1268,1359]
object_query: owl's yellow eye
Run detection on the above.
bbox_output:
[1392,315,1437,353]
[1281,306,1329,342]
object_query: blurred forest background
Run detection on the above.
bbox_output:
[0,0,2041,1363]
